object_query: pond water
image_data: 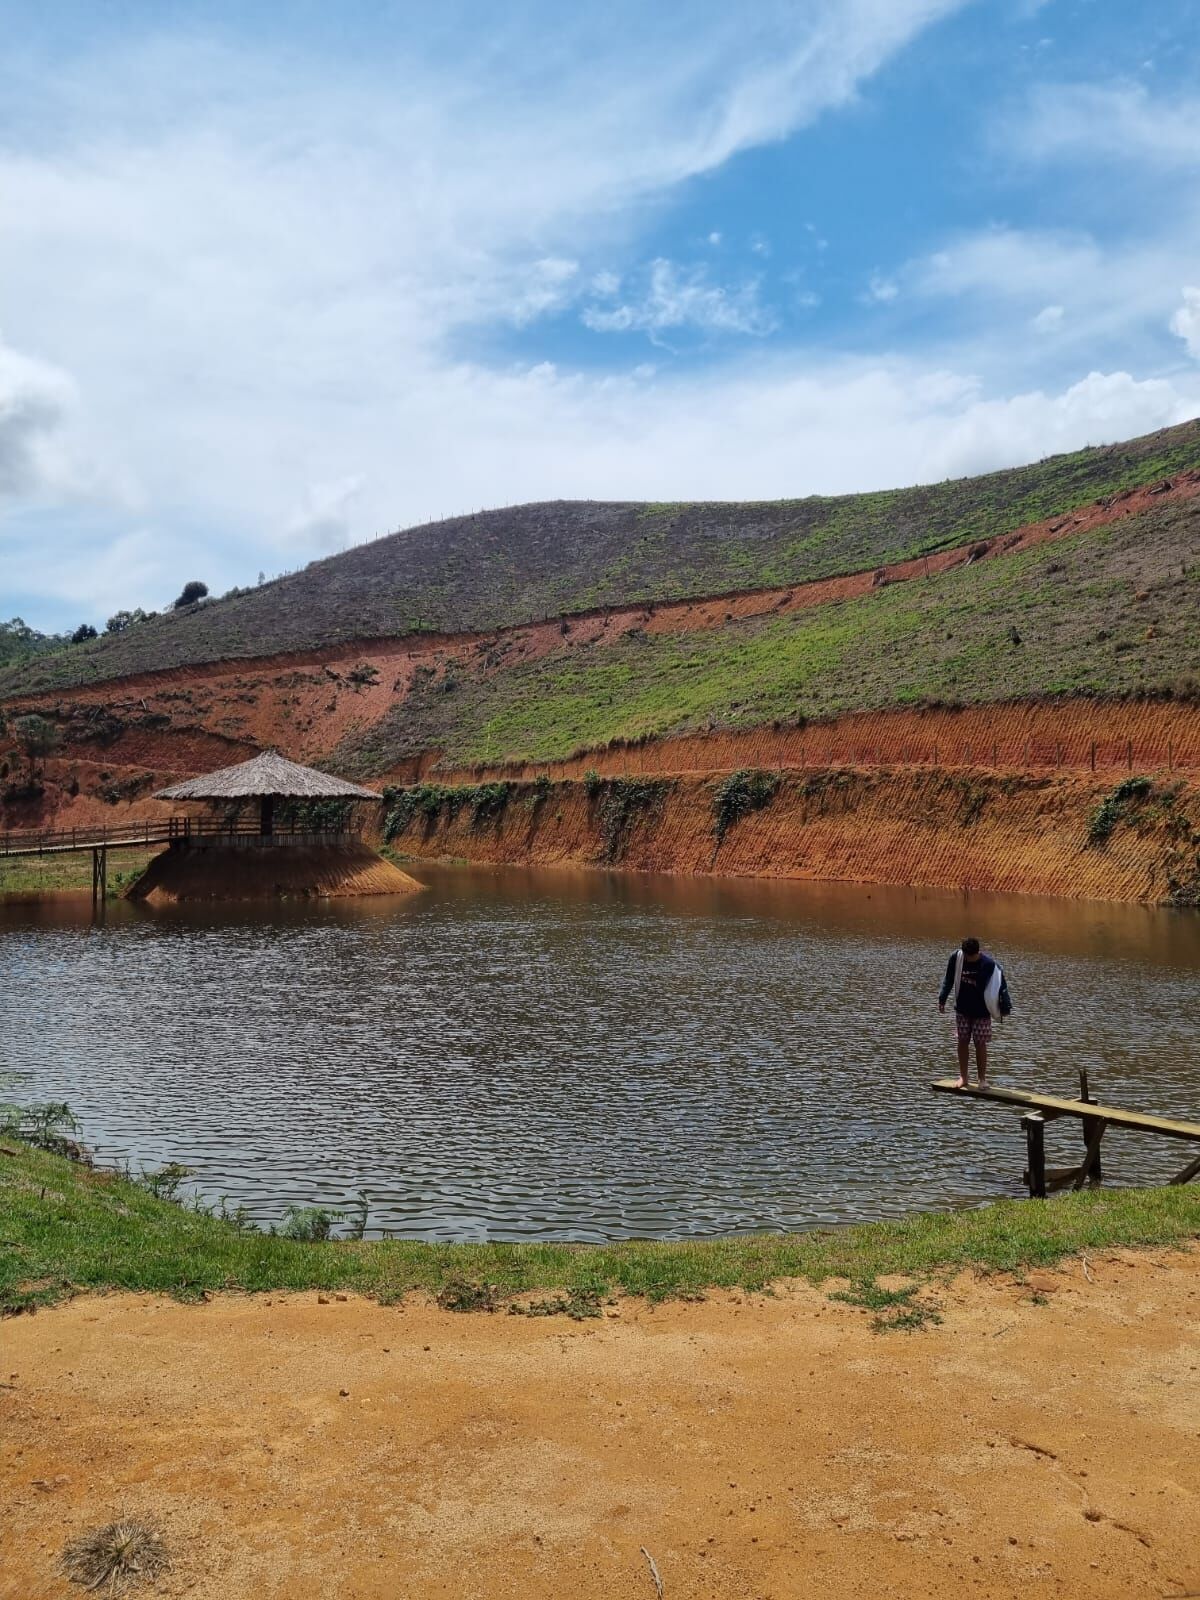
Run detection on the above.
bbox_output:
[3,866,1199,1241]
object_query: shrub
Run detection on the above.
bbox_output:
[279,1204,344,1241]
[172,580,209,610]
[12,712,61,779]
[1088,776,1154,845]
[596,777,670,862]
[713,769,780,843]
[470,781,512,825]
[0,1100,82,1158]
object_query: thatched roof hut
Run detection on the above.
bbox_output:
[155,749,380,805]
[133,749,419,901]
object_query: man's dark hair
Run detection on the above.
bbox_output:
[962,937,981,957]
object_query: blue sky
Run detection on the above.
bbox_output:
[2,0,1199,631]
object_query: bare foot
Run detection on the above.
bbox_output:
[956,1079,969,1089]
[977,1076,989,1089]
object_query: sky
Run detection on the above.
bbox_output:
[2,0,1199,632]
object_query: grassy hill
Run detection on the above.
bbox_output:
[337,496,1200,771]
[4,419,1199,697]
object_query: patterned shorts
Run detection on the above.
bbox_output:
[956,1013,993,1046]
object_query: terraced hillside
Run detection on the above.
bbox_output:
[336,493,1200,773]
[4,419,1200,696]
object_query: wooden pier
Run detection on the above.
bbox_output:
[0,817,363,904]
[931,1075,1200,1197]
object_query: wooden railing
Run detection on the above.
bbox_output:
[0,816,360,858]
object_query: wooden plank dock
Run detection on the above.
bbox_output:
[931,1077,1200,1197]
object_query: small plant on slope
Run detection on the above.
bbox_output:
[596,777,670,863]
[1088,776,1154,845]
[713,768,781,843]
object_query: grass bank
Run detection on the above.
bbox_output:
[0,847,163,899]
[3,1140,1197,1316]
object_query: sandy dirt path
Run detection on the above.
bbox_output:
[3,1253,1198,1599]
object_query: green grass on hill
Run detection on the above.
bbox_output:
[4,420,1198,697]
[340,497,1200,771]
[2,1140,1197,1316]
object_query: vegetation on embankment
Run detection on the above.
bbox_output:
[2,1138,1198,1316]
[381,768,1200,904]
[0,847,163,899]
[340,499,1200,772]
[3,420,1198,697]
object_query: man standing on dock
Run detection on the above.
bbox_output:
[938,937,1011,1088]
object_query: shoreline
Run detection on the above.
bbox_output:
[4,1137,1199,1317]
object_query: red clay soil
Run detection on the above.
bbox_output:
[3,1253,1199,1600]
[431,697,1200,786]
[384,769,1200,904]
[125,841,421,903]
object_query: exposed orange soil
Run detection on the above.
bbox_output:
[3,1253,1199,1600]
[385,769,1200,903]
[432,697,1200,786]
[126,841,421,902]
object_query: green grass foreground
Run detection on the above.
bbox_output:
[3,1140,1198,1315]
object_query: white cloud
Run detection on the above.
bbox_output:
[286,475,367,556]
[1011,81,1200,169]
[1171,287,1200,361]
[6,4,1196,629]
[863,273,899,304]
[0,334,79,500]
[581,259,776,339]
[707,231,722,246]
[0,1,972,623]
[906,223,1200,378]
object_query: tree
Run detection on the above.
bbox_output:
[71,623,98,643]
[172,580,209,609]
[105,608,148,634]
[12,713,61,784]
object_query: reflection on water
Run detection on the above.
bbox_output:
[3,866,1199,1241]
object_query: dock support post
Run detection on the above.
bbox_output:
[1078,1070,1102,1185]
[91,846,107,905]
[1022,1113,1047,1199]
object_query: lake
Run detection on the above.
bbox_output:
[3,865,1198,1240]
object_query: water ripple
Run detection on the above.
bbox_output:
[2,868,1198,1240]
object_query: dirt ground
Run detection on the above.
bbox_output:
[3,1253,1198,1600]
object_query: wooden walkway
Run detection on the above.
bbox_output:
[931,1077,1200,1196]
[0,818,362,903]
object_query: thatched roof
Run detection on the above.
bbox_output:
[154,749,381,802]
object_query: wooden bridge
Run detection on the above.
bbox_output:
[0,817,360,902]
[932,1074,1200,1196]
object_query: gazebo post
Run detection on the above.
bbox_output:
[260,795,275,837]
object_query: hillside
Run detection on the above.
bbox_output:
[4,419,1200,697]
[336,494,1200,772]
